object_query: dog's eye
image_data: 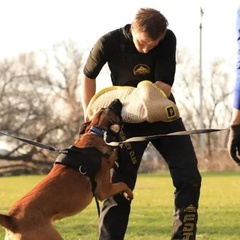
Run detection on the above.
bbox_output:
[110,124,120,133]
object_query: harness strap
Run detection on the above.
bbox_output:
[55,146,102,192]
[55,146,103,217]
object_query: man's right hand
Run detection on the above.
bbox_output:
[227,125,240,165]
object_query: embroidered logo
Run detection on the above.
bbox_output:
[182,205,197,240]
[119,131,137,165]
[183,205,197,213]
[133,64,150,75]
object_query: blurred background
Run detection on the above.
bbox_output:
[0,0,239,174]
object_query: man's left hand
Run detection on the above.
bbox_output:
[227,125,240,165]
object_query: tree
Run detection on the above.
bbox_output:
[173,49,234,168]
[0,41,84,175]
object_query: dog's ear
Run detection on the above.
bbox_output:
[79,122,90,135]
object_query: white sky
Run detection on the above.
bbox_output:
[0,0,239,61]
[0,0,240,149]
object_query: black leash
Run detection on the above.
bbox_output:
[0,130,61,152]
[95,197,101,217]
[105,128,229,146]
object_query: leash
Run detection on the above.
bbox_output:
[0,127,229,218]
[105,127,229,146]
[0,130,61,152]
[94,197,101,217]
[1,127,230,150]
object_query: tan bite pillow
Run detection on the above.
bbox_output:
[86,80,179,123]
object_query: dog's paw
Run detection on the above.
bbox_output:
[123,190,134,201]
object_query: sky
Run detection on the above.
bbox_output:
[0,0,240,149]
[0,0,239,61]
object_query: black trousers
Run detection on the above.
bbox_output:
[99,118,202,240]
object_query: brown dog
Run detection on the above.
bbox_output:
[0,99,133,240]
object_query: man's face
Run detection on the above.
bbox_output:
[131,26,164,53]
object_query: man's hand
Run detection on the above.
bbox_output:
[154,81,171,97]
[227,125,240,165]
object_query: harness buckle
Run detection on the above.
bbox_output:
[79,165,87,175]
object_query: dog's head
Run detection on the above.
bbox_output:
[79,99,123,142]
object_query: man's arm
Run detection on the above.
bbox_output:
[81,75,96,120]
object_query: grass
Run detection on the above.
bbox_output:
[0,172,239,239]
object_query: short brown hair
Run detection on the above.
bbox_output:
[132,8,168,40]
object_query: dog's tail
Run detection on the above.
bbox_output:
[0,214,15,231]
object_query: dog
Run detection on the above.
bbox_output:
[0,98,133,240]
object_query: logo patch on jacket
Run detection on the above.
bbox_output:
[133,64,150,75]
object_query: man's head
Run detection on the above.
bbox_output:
[131,8,168,53]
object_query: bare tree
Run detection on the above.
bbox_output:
[0,41,84,175]
[174,49,233,166]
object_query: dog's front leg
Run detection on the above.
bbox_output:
[108,182,134,201]
[94,166,133,201]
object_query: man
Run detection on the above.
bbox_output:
[228,5,240,166]
[81,8,201,240]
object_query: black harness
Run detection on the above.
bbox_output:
[54,126,106,194]
[55,145,102,193]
